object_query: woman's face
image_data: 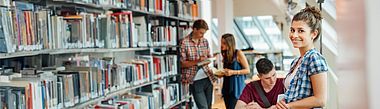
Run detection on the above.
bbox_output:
[221,38,227,50]
[289,21,317,48]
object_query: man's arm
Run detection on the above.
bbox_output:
[180,39,195,68]
[235,100,248,109]
[181,60,199,68]
[181,56,208,68]
[236,100,264,109]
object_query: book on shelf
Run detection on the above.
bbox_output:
[150,19,178,46]
[0,73,58,109]
[0,7,15,53]
[134,16,151,47]
[152,80,181,108]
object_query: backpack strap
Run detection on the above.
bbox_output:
[253,81,271,108]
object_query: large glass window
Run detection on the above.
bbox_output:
[235,17,270,51]
[235,16,293,54]
[324,0,336,20]
[211,18,250,50]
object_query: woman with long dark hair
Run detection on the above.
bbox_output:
[220,33,250,109]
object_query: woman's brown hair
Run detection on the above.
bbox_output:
[222,33,236,63]
[292,6,322,42]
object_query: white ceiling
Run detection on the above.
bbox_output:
[212,0,287,18]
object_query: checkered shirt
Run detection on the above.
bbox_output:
[180,34,217,84]
[285,48,329,103]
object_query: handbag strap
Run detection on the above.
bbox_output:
[253,81,271,108]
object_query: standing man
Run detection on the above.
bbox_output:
[180,19,217,109]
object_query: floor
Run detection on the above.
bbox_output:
[211,80,226,109]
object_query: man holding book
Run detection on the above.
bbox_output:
[180,19,217,109]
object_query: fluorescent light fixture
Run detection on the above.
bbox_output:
[243,28,261,35]
[242,17,253,21]
[265,28,281,35]
[257,16,273,20]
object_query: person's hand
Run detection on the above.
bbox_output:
[268,105,277,109]
[276,100,289,109]
[223,69,234,76]
[196,56,210,67]
[215,74,224,78]
[246,101,263,109]
[199,56,208,62]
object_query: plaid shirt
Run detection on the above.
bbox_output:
[284,48,329,103]
[180,33,217,84]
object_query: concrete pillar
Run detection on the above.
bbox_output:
[215,0,234,69]
[337,0,368,108]
[216,0,234,36]
[366,0,380,108]
[199,0,213,52]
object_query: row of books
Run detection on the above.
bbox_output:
[132,0,199,20]
[0,54,179,109]
[0,75,181,109]
[0,8,189,53]
[91,80,184,109]
[50,0,199,19]
[177,0,199,20]
[153,81,181,108]
[0,1,192,53]
[0,72,57,109]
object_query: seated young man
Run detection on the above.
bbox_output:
[235,58,285,109]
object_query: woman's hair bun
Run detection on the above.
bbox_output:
[301,6,322,20]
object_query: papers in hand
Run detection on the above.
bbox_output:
[196,58,215,66]
[277,94,285,102]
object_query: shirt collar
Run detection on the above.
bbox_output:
[190,32,202,43]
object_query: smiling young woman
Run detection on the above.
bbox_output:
[276,6,329,109]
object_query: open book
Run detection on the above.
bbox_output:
[210,67,224,76]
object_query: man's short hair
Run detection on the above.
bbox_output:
[192,19,209,30]
[256,58,274,75]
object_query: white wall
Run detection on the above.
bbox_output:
[212,0,285,18]
[366,0,380,108]
[337,0,369,108]
[199,0,213,53]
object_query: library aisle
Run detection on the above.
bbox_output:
[212,83,226,109]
